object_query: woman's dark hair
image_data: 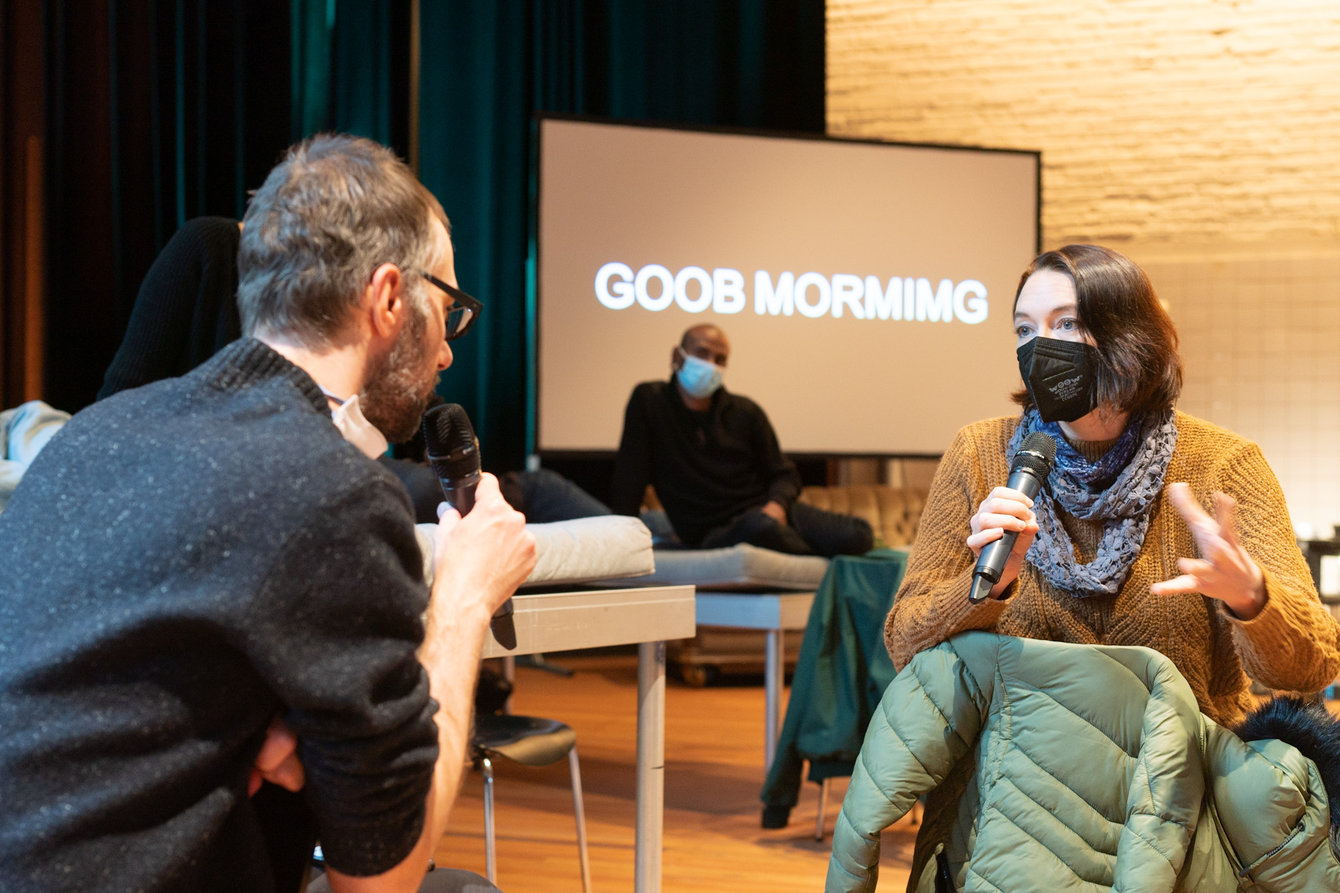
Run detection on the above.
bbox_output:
[1011,244,1182,416]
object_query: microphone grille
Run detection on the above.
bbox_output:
[1015,431,1057,476]
[1020,431,1057,463]
[422,403,477,459]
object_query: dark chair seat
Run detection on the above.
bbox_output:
[470,712,591,891]
[472,713,576,765]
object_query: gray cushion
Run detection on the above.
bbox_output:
[523,515,654,587]
[630,543,829,591]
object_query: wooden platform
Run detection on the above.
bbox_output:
[668,628,801,686]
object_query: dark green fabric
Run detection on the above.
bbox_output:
[291,0,334,141]
[290,1,407,148]
[40,1,823,463]
[415,1,532,471]
[760,549,908,822]
[40,1,293,411]
[416,0,825,470]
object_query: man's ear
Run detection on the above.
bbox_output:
[366,263,406,339]
[670,344,684,372]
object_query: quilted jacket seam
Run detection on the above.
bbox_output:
[1007,676,1142,760]
[1008,732,1127,823]
[1121,811,1185,870]
[909,659,978,755]
[982,776,1113,887]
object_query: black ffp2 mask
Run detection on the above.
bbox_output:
[1017,337,1100,423]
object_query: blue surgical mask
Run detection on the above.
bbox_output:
[676,349,724,399]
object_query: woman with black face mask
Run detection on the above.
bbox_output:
[875,244,1340,890]
[885,243,1339,722]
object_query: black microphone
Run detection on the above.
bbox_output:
[968,431,1057,605]
[422,403,515,649]
[423,403,480,516]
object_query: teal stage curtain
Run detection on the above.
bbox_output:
[40,0,293,411]
[415,0,824,471]
[290,0,409,149]
[37,0,822,473]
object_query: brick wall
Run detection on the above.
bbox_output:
[829,0,1340,537]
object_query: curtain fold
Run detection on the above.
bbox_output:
[34,0,822,469]
[417,0,824,469]
[291,0,409,149]
[417,1,532,471]
[41,0,292,412]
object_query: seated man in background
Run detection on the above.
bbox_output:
[610,323,873,557]
[0,134,535,892]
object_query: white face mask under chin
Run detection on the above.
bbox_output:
[323,389,389,459]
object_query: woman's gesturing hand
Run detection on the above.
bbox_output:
[1150,482,1266,619]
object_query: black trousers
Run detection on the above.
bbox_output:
[698,500,873,558]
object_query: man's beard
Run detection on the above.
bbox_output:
[361,306,438,444]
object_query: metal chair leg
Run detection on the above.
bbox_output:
[814,776,830,840]
[568,746,593,893]
[481,755,496,883]
[478,742,591,890]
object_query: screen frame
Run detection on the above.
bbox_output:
[529,112,1042,461]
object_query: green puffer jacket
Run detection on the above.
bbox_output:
[826,632,1340,892]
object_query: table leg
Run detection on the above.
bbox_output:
[764,628,782,770]
[635,640,665,893]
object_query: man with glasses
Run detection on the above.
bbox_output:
[422,272,483,340]
[0,135,533,892]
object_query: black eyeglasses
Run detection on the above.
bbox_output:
[419,271,483,341]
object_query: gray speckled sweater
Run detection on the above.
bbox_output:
[0,338,438,892]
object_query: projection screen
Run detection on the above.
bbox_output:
[535,116,1040,456]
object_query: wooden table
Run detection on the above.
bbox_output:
[483,585,696,893]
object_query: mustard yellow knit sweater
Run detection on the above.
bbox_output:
[885,411,1340,726]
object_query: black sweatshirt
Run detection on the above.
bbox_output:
[610,378,801,546]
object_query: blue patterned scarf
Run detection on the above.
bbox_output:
[1007,407,1178,597]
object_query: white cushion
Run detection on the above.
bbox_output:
[415,514,655,588]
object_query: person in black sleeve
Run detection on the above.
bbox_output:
[610,323,873,557]
[0,134,535,893]
[97,216,243,401]
[96,216,609,531]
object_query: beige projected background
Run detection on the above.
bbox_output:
[536,117,1038,455]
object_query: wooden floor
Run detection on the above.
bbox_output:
[436,652,1340,892]
[435,651,918,892]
